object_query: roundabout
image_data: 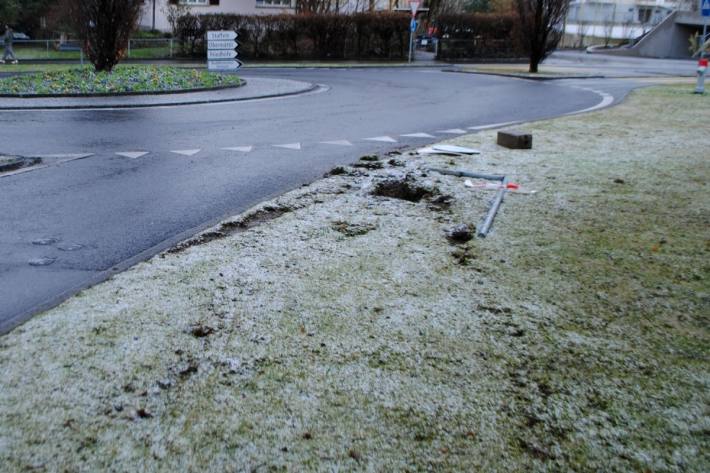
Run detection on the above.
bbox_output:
[0,66,633,331]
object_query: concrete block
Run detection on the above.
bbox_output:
[497,130,532,149]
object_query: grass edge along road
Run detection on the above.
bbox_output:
[0,85,708,472]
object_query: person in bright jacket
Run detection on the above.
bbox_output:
[2,25,19,64]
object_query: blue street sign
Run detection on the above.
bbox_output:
[410,19,417,32]
[702,0,710,16]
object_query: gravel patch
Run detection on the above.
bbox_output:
[0,86,708,472]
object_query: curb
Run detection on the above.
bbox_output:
[442,68,606,81]
[0,79,246,99]
[0,156,41,173]
[0,81,321,110]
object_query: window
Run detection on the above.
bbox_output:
[179,0,220,5]
[256,0,292,7]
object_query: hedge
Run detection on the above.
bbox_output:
[175,13,410,60]
[435,13,524,61]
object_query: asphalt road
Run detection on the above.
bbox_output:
[0,67,637,333]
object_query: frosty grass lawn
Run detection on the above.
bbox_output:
[0,85,707,472]
[0,65,242,95]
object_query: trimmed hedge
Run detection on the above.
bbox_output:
[175,13,410,60]
[436,13,524,61]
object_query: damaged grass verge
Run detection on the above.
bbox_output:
[0,85,708,472]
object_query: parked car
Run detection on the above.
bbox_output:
[12,32,30,41]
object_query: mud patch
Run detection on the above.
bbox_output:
[168,204,294,254]
[371,174,438,202]
[331,220,377,237]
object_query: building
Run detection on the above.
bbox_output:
[140,0,422,31]
[564,0,682,45]
[139,0,297,32]
[565,0,708,58]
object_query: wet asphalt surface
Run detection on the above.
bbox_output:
[0,67,640,333]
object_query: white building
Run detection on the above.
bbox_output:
[139,0,410,31]
[140,0,297,32]
[564,0,682,44]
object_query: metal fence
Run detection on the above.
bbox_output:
[10,38,176,62]
[436,38,522,61]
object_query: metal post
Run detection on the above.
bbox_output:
[170,38,174,58]
[408,29,413,63]
[696,18,708,94]
[128,39,131,59]
[46,39,49,59]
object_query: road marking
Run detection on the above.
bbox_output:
[273,143,301,150]
[401,132,435,138]
[116,151,149,159]
[222,146,253,153]
[436,128,467,134]
[319,140,353,146]
[564,87,614,115]
[171,149,201,156]
[364,136,397,143]
[468,121,519,131]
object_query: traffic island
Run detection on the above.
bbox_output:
[0,75,318,110]
[0,85,707,471]
[0,65,243,97]
[0,155,41,174]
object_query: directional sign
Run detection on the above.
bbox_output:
[410,19,417,32]
[207,30,237,41]
[208,49,238,59]
[208,40,238,50]
[208,60,241,71]
[703,0,710,16]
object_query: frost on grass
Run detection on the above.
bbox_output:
[0,86,708,472]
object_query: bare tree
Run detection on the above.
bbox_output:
[514,0,568,73]
[295,0,338,13]
[164,1,191,35]
[601,4,616,47]
[67,0,143,72]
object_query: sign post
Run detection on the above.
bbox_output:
[207,30,241,72]
[696,0,710,93]
[408,1,419,63]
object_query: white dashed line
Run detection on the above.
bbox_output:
[273,143,302,150]
[170,149,201,156]
[436,129,467,134]
[468,121,520,131]
[319,140,353,146]
[222,146,253,153]
[364,136,397,143]
[401,132,435,138]
[115,151,149,159]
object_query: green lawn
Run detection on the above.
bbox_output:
[12,45,173,61]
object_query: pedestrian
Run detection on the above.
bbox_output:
[2,25,19,64]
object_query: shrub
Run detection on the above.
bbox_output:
[436,13,524,61]
[175,12,410,61]
[66,0,143,72]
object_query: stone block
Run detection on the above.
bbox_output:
[497,130,532,149]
